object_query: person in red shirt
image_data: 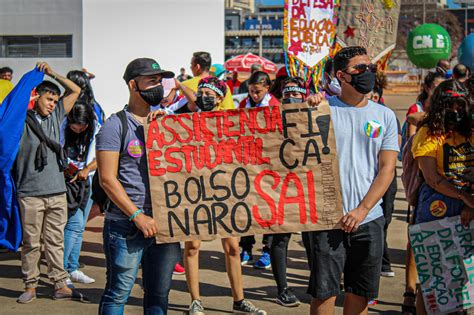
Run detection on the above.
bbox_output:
[239,71,280,108]
[226,71,241,94]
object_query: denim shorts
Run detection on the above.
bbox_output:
[306,216,385,300]
[415,183,464,224]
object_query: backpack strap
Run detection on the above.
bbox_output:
[116,110,129,155]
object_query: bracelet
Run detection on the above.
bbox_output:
[129,209,143,221]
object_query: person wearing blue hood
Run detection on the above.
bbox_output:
[11,62,89,304]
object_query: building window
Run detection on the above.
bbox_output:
[0,35,72,58]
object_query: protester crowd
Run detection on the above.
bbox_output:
[0,46,473,315]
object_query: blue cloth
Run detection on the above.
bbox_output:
[328,96,399,225]
[415,183,464,224]
[99,219,180,314]
[0,68,44,251]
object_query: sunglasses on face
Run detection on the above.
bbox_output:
[343,63,378,74]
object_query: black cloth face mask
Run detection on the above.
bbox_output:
[346,71,376,95]
[445,111,464,127]
[135,82,164,106]
[196,95,216,111]
[282,97,304,104]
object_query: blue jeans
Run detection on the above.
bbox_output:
[99,219,180,315]
[64,186,93,273]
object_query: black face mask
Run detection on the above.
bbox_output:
[282,97,303,104]
[196,95,216,111]
[346,71,376,95]
[445,111,464,126]
[136,82,164,106]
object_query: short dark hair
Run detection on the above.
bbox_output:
[453,64,468,79]
[36,81,61,96]
[333,46,367,73]
[192,51,212,72]
[0,67,13,75]
[248,71,271,86]
[324,59,334,76]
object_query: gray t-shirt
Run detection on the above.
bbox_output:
[13,101,67,198]
[95,109,151,220]
[329,96,399,225]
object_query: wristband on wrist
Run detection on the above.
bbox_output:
[129,209,143,221]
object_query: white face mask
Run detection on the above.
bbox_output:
[328,76,341,96]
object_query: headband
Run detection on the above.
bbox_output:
[442,90,467,98]
[198,82,225,97]
[282,86,307,95]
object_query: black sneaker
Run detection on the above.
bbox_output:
[275,287,300,307]
[233,299,266,314]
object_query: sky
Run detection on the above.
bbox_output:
[257,0,463,8]
[447,0,461,8]
[256,0,284,6]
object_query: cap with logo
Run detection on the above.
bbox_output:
[123,58,174,83]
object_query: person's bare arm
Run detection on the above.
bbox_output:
[70,160,97,183]
[407,112,426,129]
[418,156,474,208]
[175,79,198,112]
[96,150,158,238]
[37,62,81,114]
[341,150,398,233]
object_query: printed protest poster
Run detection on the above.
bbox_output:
[336,0,401,66]
[283,0,340,81]
[145,102,343,243]
[409,216,474,314]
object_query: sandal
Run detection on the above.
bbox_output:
[401,292,416,315]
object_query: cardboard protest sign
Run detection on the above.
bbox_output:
[145,102,343,243]
[283,0,340,82]
[336,0,401,65]
[409,216,474,315]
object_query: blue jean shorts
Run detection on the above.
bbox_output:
[415,183,464,224]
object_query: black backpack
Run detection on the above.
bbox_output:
[91,110,128,212]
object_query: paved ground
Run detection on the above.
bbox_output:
[0,94,417,315]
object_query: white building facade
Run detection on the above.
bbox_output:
[0,0,225,114]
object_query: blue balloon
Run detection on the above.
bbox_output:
[458,34,474,70]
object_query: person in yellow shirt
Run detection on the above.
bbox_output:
[411,79,474,225]
[181,51,234,110]
[0,79,14,104]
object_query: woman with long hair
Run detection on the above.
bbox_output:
[61,102,100,285]
[400,71,445,315]
[411,79,474,314]
[67,70,105,125]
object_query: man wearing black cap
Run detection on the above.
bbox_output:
[96,58,180,314]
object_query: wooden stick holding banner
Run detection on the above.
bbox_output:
[145,102,343,243]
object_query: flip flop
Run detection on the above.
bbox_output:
[53,289,90,303]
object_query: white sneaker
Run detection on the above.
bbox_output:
[66,278,75,288]
[70,270,95,284]
[381,270,395,277]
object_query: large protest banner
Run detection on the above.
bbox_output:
[283,0,339,82]
[145,102,343,243]
[336,0,401,69]
[409,216,474,314]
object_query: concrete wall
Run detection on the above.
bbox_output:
[83,0,225,114]
[0,0,83,85]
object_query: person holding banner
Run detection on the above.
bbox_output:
[269,76,312,307]
[410,79,474,314]
[96,58,180,314]
[174,76,267,315]
[305,47,399,315]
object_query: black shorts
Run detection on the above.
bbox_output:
[306,216,385,300]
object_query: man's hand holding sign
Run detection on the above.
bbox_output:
[145,101,343,243]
